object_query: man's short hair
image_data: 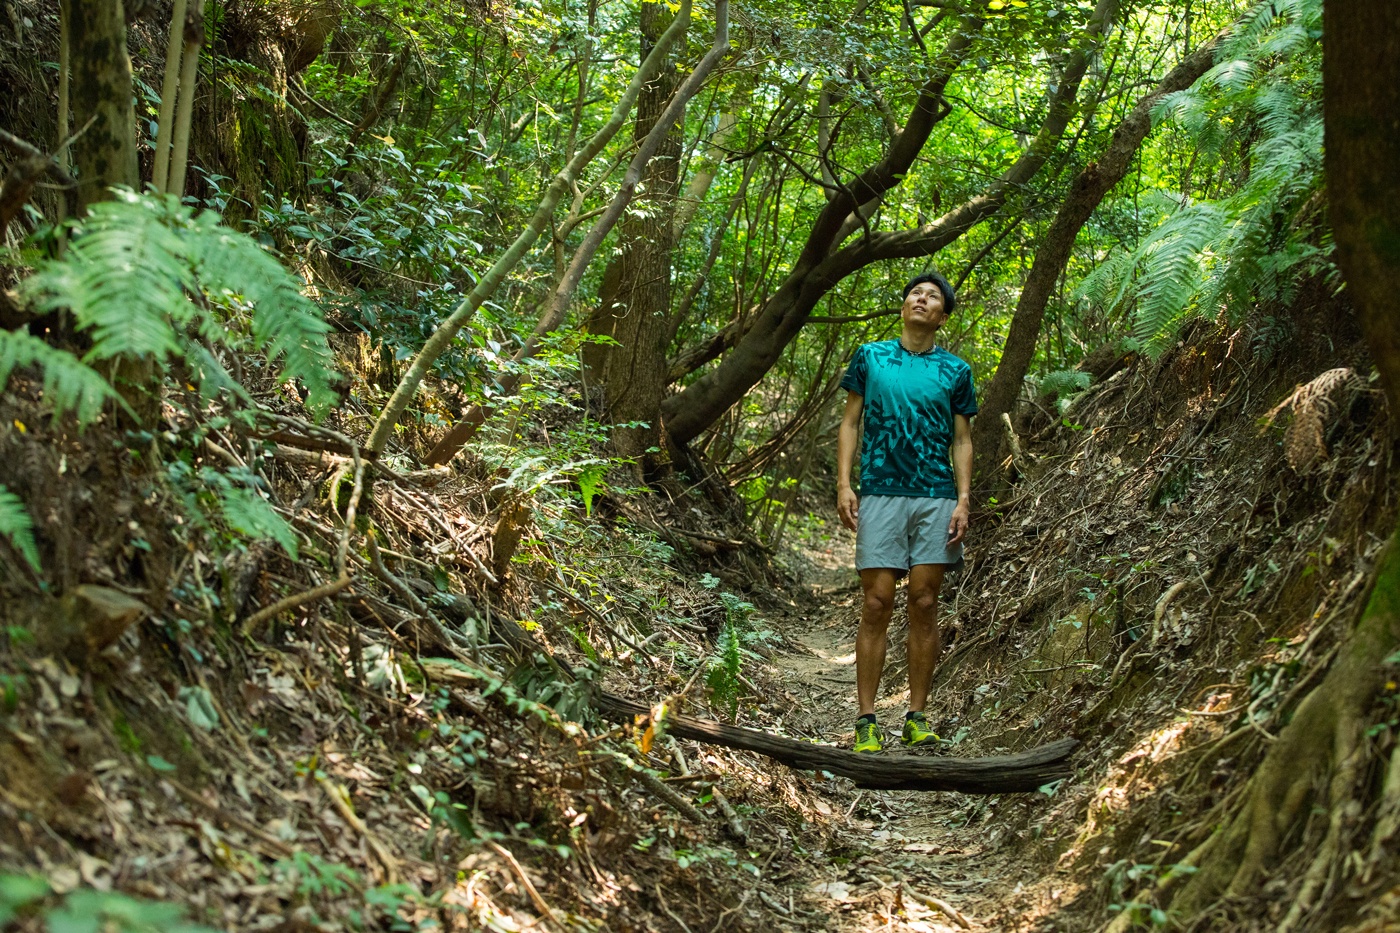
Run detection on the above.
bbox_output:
[902,271,956,315]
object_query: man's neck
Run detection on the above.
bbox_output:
[900,327,938,354]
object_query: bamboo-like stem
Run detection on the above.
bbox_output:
[56,0,71,174]
[166,0,207,199]
[363,0,693,457]
[420,0,730,466]
[151,0,188,193]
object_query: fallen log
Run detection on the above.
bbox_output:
[595,692,1077,794]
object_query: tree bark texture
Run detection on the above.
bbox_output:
[661,0,1120,447]
[189,0,337,220]
[1326,1,1400,415]
[588,3,687,467]
[68,0,139,207]
[971,36,1224,485]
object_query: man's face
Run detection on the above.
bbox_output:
[901,281,948,330]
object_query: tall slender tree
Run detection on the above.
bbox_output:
[68,0,138,207]
[971,30,1231,484]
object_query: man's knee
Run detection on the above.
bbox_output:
[909,587,939,617]
[862,588,894,620]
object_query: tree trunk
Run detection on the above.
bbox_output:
[588,3,686,470]
[1326,5,1400,413]
[68,0,138,208]
[971,36,1225,486]
[1169,0,1400,917]
[190,0,338,222]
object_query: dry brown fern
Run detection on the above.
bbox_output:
[1265,367,1364,474]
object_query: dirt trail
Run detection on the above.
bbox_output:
[765,530,1065,932]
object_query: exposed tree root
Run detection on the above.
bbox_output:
[1168,529,1400,920]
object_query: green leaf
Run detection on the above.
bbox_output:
[145,755,177,772]
[0,874,49,926]
[0,484,40,572]
[178,685,220,731]
[0,330,119,428]
[576,461,608,517]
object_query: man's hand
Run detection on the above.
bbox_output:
[838,487,860,532]
[947,501,970,546]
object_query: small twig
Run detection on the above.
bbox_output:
[655,882,696,933]
[1151,580,1191,643]
[0,126,82,186]
[164,777,296,859]
[635,766,707,824]
[601,750,707,823]
[411,505,498,585]
[900,881,972,929]
[706,889,752,933]
[667,736,691,776]
[711,786,747,843]
[367,536,473,660]
[241,576,351,635]
[367,535,430,617]
[317,776,399,884]
[533,574,653,660]
[486,840,565,930]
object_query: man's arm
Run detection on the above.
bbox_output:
[837,391,862,531]
[948,413,972,545]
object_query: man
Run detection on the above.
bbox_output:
[836,271,976,754]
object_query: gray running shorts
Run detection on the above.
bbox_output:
[854,495,965,572]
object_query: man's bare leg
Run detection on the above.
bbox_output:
[906,563,946,713]
[856,568,898,716]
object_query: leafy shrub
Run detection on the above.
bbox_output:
[12,188,337,423]
[1076,0,1329,356]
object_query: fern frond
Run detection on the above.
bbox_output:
[1074,249,1135,309]
[24,191,194,363]
[1204,58,1256,94]
[1039,369,1092,402]
[0,330,120,426]
[195,466,299,558]
[0,483,40,571]
[1131,204,1224,351]
[182,340,257,408]
[217,483,300,560]
[188,216,337,414]
[706,620,744,719]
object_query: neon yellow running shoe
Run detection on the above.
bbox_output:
[901,712,941,748]
[854,719,884,754]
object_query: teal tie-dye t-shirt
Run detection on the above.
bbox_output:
[839,340,979,499]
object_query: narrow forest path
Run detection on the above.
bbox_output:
[758,525,1072,933]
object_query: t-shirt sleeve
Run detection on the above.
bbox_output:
[952,365,978,416]
[839,345,867,396]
